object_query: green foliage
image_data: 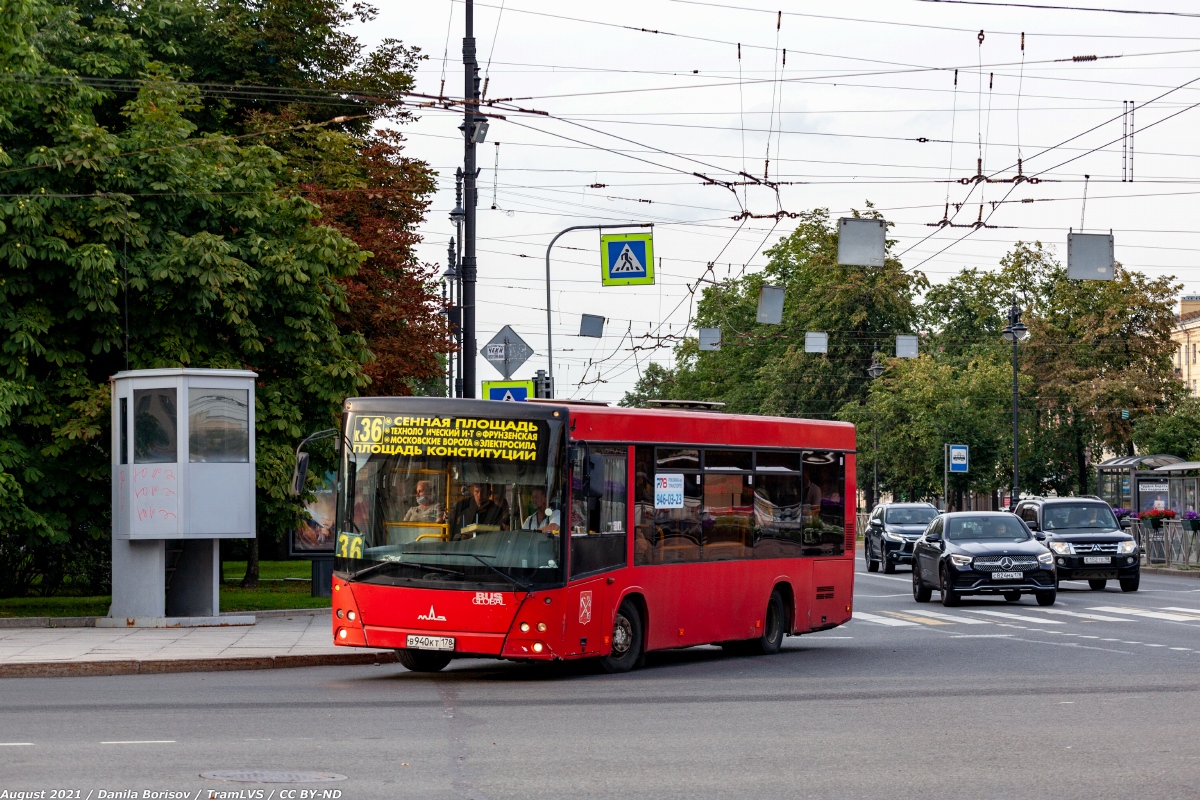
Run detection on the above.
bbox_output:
[1133,397,1200,459]
[0,0,388,596]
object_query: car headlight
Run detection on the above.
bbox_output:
[1048,541,1075,555]
[1037,551,1054,565]
[883,531,904,542]
[1116,540,1137,554]
[949,553,973,568]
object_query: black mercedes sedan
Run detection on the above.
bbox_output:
[912,512,1057,607]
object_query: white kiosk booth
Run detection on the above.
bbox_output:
[103,368,257,627]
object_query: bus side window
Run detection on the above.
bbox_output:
[801,451,845,556]
[570,447,628,578]
[634,446,656,565]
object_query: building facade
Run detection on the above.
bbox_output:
[1173,295,1200,396]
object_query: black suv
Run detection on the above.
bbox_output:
[864,502,939,573]
[1013,496,1140,592]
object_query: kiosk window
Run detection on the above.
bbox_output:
[119,397,128,465]
[134,389,177,463]
[189,388,250,462]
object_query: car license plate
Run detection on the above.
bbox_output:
[1084,556,1111,564]
[992,571,1023,580]
[407,634,455,651]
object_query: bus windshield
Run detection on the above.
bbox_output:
[336,407,567,590]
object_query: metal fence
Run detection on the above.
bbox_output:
[1131,522,1200,569]
[855,513,870,540]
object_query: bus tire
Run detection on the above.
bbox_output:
[600,600,644,674]
[748,589,786,655]
[396,649,453,673]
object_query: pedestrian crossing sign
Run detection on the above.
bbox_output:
[601,232,654,286]
[482,380,535,402]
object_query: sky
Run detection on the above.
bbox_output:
[351,0,1200,403]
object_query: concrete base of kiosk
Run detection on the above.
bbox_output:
[108,538,253,627]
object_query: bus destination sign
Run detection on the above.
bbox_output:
[350,416,540,461]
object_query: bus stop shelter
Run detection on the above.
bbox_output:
[1096,454,1188,515]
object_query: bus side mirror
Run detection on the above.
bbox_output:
[587,453,606,499]
[290,451,310,497]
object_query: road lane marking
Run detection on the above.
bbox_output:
[1171,647,1192,651]
[1144,644,1167,647]
[1030,609,1134,622]
[101,741,175,744]
[855,573,912,583]
[898,609,991,624]
[1090,607,1200,622]
[852,611,919,627]
[884,611,952,625]
[961,610,1064,624]
[0,743,33,746]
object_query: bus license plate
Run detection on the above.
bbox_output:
[992,571,1023,580]
[407,635,455,651]
[1084,556,1111,564]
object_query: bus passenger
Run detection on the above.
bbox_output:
[522,486,560,533]
[403,480,443,523]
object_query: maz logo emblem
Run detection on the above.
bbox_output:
[417,605,447,622]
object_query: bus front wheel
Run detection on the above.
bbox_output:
[600,600,644,674]
[396,649,453,673]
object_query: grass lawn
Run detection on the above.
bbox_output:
[0,561,331,617]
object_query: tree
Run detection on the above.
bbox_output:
[1133,397,1200,459]
[0,0,376,596]
[619,363,677,408]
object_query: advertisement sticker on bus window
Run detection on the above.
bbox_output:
[654,474,685,509]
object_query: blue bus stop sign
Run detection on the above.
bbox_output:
[949,445,969,473]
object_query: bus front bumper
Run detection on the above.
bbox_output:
[358,626,560,661]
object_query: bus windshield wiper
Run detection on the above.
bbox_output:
[401,551,530,592]
[346,559,464,582]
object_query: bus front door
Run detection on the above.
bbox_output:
[564,576,607,658]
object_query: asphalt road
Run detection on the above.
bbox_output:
[4,564,1200,800]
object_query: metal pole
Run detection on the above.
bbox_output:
[944,443,949,512]
[873,423,879,505]
[461,0,479,398]
[1012,334,1020,507]
[544,222,652,396]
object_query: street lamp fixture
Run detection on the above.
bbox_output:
[1001,296,1028,509]
[866,349,885,507]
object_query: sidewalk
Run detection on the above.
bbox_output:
[0,611,396,679]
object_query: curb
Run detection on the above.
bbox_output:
[0,607,330,630]
[0,650,397,679]
[1142,566,1200,579]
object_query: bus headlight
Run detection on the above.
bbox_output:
[520,622,530,632]
[532,642,544,653]
[537,622,547,632]
[347,610,356,621]
[337,628,347,640]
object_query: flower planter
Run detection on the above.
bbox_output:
[1143,518,1165,530]
[1183,519,1200,532]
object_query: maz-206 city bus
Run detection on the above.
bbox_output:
[309,396,856,673]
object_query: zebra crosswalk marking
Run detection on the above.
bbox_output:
[898,609,991,624]
[1031,609,1134,622]
[1157,607,1200,619]
[853,611,919,627]
[1090,607,1200,622]
[960,610,1064,624]
[884,612,953,625]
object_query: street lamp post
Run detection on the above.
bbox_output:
[450,173,466,398]
[867,349,886,508]
[1001,296,1029,509]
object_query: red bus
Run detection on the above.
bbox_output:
[313,397,856,672]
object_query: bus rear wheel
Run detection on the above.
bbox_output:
[599,600,644,674]
[396,649,453,673]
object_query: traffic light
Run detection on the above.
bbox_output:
[534,369,555,399]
